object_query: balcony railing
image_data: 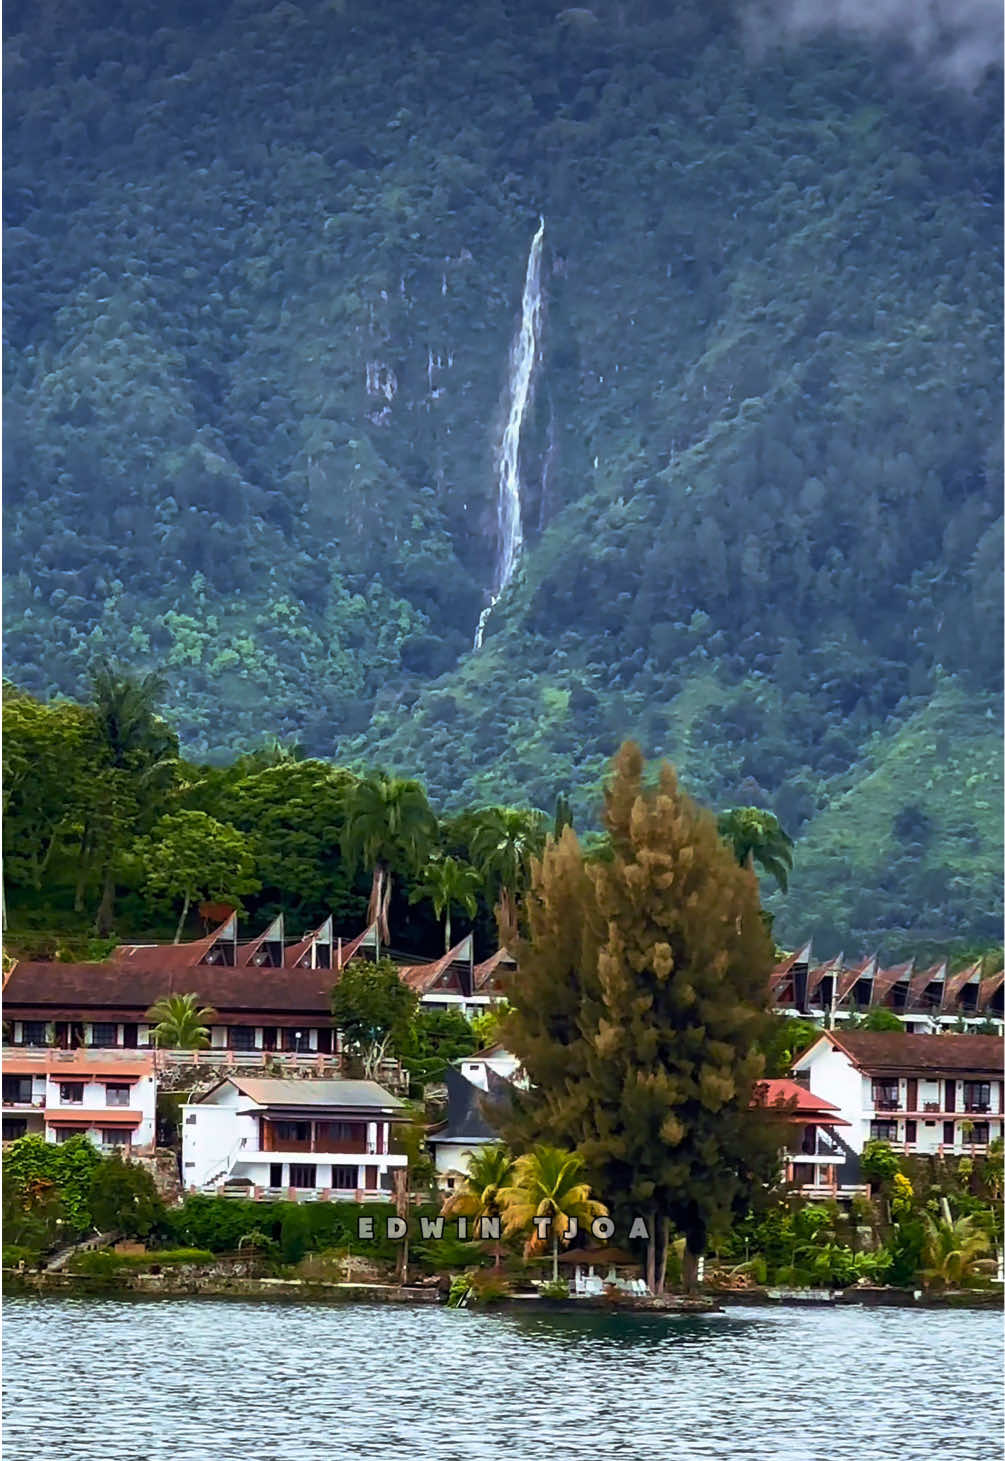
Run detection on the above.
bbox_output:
[1,1096,45,1109]
[873,1098,901,1111]
[963,1103,991,1114]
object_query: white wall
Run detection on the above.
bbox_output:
[792,1043,866,1151]
[44,1070,156,1150]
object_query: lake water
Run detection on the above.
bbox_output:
[3,1297,1001,1460]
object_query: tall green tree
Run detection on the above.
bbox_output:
[716,807,795,891]
[467,806,549,928]
[498,1145,607,1283]
[136,810,259,942]
[331,957,418,1078]
[147,992,217,1049]
[341,773,437,943]
[398,1007,479,1086]
[505,745,778,1292]
[89,1152,164,1238]
[408,855,481,951]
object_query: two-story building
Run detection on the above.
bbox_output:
[1,1048,157,1151]
[753,1078,863,1197]
[181,1075,408,1199]
[791,1030,1005,1156]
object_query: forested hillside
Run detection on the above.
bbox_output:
[4,0,1001,955]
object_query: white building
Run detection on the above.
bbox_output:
[457,1045,524,1091]
[427,1064,511,1191]
[791,1030,1004,1157]
[182,1076,408,1198]
[1,1048,157,1151]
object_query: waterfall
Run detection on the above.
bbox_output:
[474,216,545,650]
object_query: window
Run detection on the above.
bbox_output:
[59,1083,84,1104]
[870,1120,897,1142]
[3,1076,34,1105]
[21,1022,47,1046]
[969,1122,990,1145]
[288,1164,316,1189]
[2,1119,27,1141]
[228,1026,256,1052]
[273,1120,310,1144]
[871,1081,900,1111]
[282,1029,308,1052]
[324,1120,361,1145]
[185,1113,197,1125]
[90,1024,118,1048]
[105,1084,131,1108]
[963,1082,991,1113]
[54,1127,82,1143]
[101,1129,131,1147]
[331,1165,358,1191]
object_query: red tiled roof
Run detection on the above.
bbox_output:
[44,1109,142,1126]
[834,955,877,1005]
[820,1030,1003,1076]
[471,948,515,991]
[978,971,1005,1010]
[872,960,914,1002]
[397,937,472,995]
[805,954,842,999]
[116,915,237,970]
[753,1079,850,1126]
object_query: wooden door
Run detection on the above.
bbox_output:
[906,1078,918,1111]
[945,1079,956,1112]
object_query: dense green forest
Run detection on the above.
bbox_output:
[3,0,1001,954]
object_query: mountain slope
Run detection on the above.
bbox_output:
[3,0,1001,953]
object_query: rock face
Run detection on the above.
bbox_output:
[132,1149,183,1206]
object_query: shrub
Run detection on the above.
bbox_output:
[2,1244,38,1268]
[861,1141,901,1187]
[279,1204,312,1265]
[538,1278,570,1299]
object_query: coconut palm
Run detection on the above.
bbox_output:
[443,1145,516,1267]
[468,806,549,927]
[341,772,437,943]
[409,856,482,951]
[717,807,795,891]
[146,992,216,1050]
[920,1213,994,1288]
[497,1145,607,1283]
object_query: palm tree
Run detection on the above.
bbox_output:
[341,773,437,943]
[146,992,216,1050]
[468,806,549,928]
[85,661,180,933]
[409,856,481,951]
[498,1145,607,1283]
[717,807,795,891]
[443,1145,515,1266]
[921,1213,994,1289]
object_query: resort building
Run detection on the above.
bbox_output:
[772,944,1004,1031]
[791,1030,1005,1156]
[1,1047,157,1152]
[754,1077,863,1197]
[2,915,510,1063]
[457,1045,525,1090]
[181,1075,408,1199]
[427,1063,513,1190]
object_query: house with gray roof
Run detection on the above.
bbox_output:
[181,1075,408,1200]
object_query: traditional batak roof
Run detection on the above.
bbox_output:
[397,936,472,995]
[116,914,238,970]
[805,954,843,1000]
[871,960,914,1004]
[834,954,878,1006]
[428,1065,510,1146]
[769,941,812,995]
[800,1030,1003,1077]
[979,971,1005,1010]
[471,947,516,992]
[942,961,983,1005]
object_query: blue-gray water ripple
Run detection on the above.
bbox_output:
[3,1297,1001,1461]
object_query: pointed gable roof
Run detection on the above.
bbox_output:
[237,913,285,967]
[834,954,877,1005]
[116,914,238,970]
[397,938,471,996]
[942,961,983,1006]
[769,941,812,994]
[284,915,333,969]
[872,959,914,1003]
[334,923,379,972]
[471,947,516,992]
[806,953,843,1000]
[909,960,947,1004]
[978,970,1005,1011]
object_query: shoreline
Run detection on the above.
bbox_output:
[3,1269,999,1311]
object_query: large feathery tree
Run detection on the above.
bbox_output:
[498,1145,607,1283]
[341,772,437,943]
[442,1144,516,1266]
[408,855,481,951]
[716,807,795,891]
[146,992,216,1049]
[503,744,779,1294]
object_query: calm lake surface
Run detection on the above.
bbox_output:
[3,1297,1001,1460]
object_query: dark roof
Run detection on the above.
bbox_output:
[428,1066,509,1145]
[3,960,337,1018]
[817,1030,1003,1076]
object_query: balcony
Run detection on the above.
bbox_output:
[923,1102,940,1112]
[873,1099,901,1112]
[1,1096,46,1110]
[963,1103,991,1114]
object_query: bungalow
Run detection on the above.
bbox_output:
[181,1075,408,1199]
[1,1047,157,1152]
[426,1063,512,1190]
[791,1030,1005,1156]
[754,1077,863,1197]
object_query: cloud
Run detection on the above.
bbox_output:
[739,0,1003,89]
